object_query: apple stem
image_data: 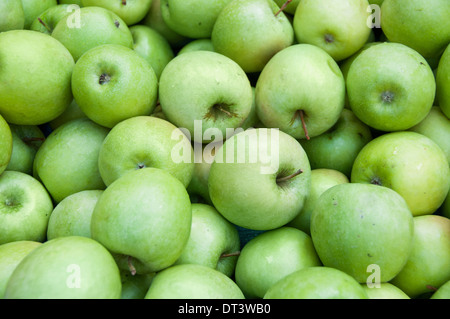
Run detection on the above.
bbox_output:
[276,169,303,184]
[275,0,292,17]
[127,256,137,276]
[299,110,310,140]
[22,137,45,143]
[426,285,438,291]
[122,0,127,5]
[38,18,52,33]
[220,251,241,258]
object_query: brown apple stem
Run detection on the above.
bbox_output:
[22,137,45,143]
[127,256,137,276]
[275,0,292,16]
[38,18,52,33]
[217,106,234,117]
[299,110,310,140]
[276,169,303,183]
[220,251,241,258]
[121,0,127,5]
[426,285,438,291]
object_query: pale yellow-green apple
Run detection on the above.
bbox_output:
[0,30,74,125]
[52,6,134,62]
[159,51,253,144]
[390,215,450,298]
[49,99,87,130]
[71,44,158,128]
[29,4,70,34]
[177,39,215,55]
[235,227,321,299]
[208,128,312,230]
[293,0,371,62]
[380,0,450,59]
[0,241,41,298]
[274,0,300,15]
[174,203,240,278]
[431,280,450,299]
[255,44,345,140]
[436,44,450,118]
[211,0,294,73]
[4,236,122,299]
[346,42,436,132]
[6,124,45,175]
[160,0,233,39]
[288,168,349,235]
[0,171,53,245]
[299,108,372,177]
[0,115,13,175]
[47,190,103,240]
[0,0,25,31]
[311,183,414,283]
[264,266,369,299]
[409,106,450,164]
[91,168,192,274]
[361,283,410,299]
[98,116,194,188]
[33,118,109,203]
[21,0,57,29]
[81,0,153,26]
[130,24,174,79]
[351,132,450,216]
[145,264,245,299]
[120,270,154,299]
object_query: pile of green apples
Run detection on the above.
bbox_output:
[0,0,449,300]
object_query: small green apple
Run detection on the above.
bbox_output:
[120,270,154,299]
[177,39,215,56]
[436,44,450,118]
[361,283,410,299]
[431,280,450,299]
[145,264,245,299]
[29,4,71,34]
[0,0,25,31]
[21,0,57,29]
[0,115,13,175]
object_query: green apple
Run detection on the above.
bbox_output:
[58,0,82,5]
[177,39,215,56]
[311,183,414,283]
[293,0,372,61]
[274,0,300,15]
[91,167,192,274]
[299,108,373,177]
[390,215,450,298]
[442,191,450,219]
[4,236,122,299]
[49,99,87,130]
[436,44,450,118]
[71,44,158,128]
[0,171,53,245]
[6,124,45,175]
[159,50,253,143]
[174,203,240,277]
[29,4,71,34]
[160,0,233,39]
[288,168,349,235]
[235,227,321,299]
[52,6,134,62]
[409,106,450,164]
[240,87,261,130]
[0,115,13,175]
[211,0,294,73]
[98,116,194,187]
[264,266,369,299]
[361,283,410,299]
[130,24,174,80]
[21,0,57,29]
[0,241,41,298]
[81,0,153,26]
[0,30,74,125]
[120,270,154,299]
[186,143,216,204]
[47,190,103,240]
[255,44,345,140]
[380,0,450,59]
[431,280,450,299]
[208,128,311,230]
[0,0,25,31]
[347,42,436,132]
[33,118,109,203]
[145,264,245,299]
[351,131,450,216]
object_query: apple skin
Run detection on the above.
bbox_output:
[0,30,74,126]
[21,0,57,29]
[0,115,13,175]
[47,190,103,240]
[145,264,245,299]
[264,266,369,299]
[390,215,450,298]
[174,203,240,278]
[235,227,321,299]
[29,4,71,34]
[256,44,345,140]
[177,39,215,56]
[299,108,373,177]
[71,44,158,128]
[310,183,414,283]
[293,0,372,62]
[380,0,450,59]
[91,167,192,274]
[361,283,410,299]
[0,241,42,298]
[0,171,53,245]
[351,131,450,217]
[347,42,436,132]
[431,280,450,299]
[287,168,349,235]
[33,118,109,203]
[98,116,194,188]
[186,143,216,205]
[120,270,154,299]
[274,0,299,15]
[208,128,312,231]
[130,24,174,80]
[52,6,134,62]
[49,99,87,130]
[0,0,25,31]
[4,236,122,299]
[436,44,450,118]
[58,0,82,5]
[211,0,294,73]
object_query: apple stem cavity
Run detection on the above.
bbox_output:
[204,103,237,121]
[127,256,137,276]
[38,18,52,33]
[121,0,127,5]
[275,0,292,17]
[276,169,303,184]
[220,251,241,258]
[99,73,111,85]
[381,91,395,103]
[370,176,382,186]
[324,34,335,44]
